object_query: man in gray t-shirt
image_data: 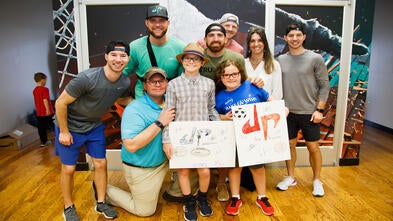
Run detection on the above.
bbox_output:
[54,41,132,221]
[276,24,329,197]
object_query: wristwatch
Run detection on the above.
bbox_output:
[316,108,324,113]
[154,120,165,129]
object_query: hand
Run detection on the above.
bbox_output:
[310,111,324,123]
[250,77,264,88]
[158,106,176,127]
[220,111,233,121]
[58,131,73,146]
[284,107,289,117]
[163,143,173,159]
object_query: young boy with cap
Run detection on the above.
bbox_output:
[162,42,220,221]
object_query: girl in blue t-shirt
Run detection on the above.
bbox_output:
[215,59,275,216]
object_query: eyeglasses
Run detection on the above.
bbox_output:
[221,72,240,79]
[183,57,202,63]
[146,79,166,86]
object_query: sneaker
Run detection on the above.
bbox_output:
[183,200,197,221]
[312,179,325,197]
[95,202,118,219]
[276,176,297,191]
[216,182,229,201]
[63,205,80,221]
[226,197,242,216]
[197,195,213,217]
[256,197,274,216]
[40,140,52,147]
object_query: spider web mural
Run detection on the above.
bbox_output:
[53,0,78,93]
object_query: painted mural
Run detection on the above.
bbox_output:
[52,0,374,165]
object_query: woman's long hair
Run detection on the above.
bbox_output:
[246,27,275,74]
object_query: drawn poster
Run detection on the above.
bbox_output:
[168,121,236,169]
[232,100,290,167]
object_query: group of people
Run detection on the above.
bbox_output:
[50,5,329,221]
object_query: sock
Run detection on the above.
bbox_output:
[232,194,240,199]
[258,194,266,200]
[198,190,208,197]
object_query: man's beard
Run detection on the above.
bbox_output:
[207,41,225,53]
[148,28,167,39]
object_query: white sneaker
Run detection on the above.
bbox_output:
[276,176,297,191]
[312,179,325,197]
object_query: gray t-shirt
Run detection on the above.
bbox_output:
[278,50,330,114]
[55,67,130,133]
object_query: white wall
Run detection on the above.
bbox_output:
[0,0,57,134]
[366,0,393,129]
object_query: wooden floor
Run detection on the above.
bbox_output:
[0,124,392,221]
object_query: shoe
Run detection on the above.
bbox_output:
[183,199,197,221]
[226,197,242,216]
[163,187,199,203]
[276,176,297,191]
[92,181,98,201]
[40,140,52,147]
[216,182,229,201]
[63,205,80,221]
[163,191,187,203]
[312,179,325,197]
[95,202,118,219]
[256,197,274,216]
[197,195,213,217]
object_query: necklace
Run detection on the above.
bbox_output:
[250,57,263,66]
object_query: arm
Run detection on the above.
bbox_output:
[55,90,76,146]
[116,96,134,106]
[272,61,283,100]
[311,56,330,123]
[208,82,221,121]
[43,98,51,116]
[122,107,175,153]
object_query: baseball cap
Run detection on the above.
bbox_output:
[205,23,226,37]
[146,5,168,19]
[143,67,167,81]
[219,13,239,26]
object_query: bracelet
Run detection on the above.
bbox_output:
[154,120,165,129]
[316,108,324,113]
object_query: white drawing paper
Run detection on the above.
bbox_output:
[232,100,291,167]
[168,121,236,168]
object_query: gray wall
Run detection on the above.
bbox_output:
[365,0,393,129]
[0,0,57,134]
[0,0,391,135]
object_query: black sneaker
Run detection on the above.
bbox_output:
[63,205,80,221]
[95,202,118,219]
[162,191,187,203]
[197,195,213,217]
[183,199,197,221]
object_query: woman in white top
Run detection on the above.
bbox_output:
[245,27,283,99]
